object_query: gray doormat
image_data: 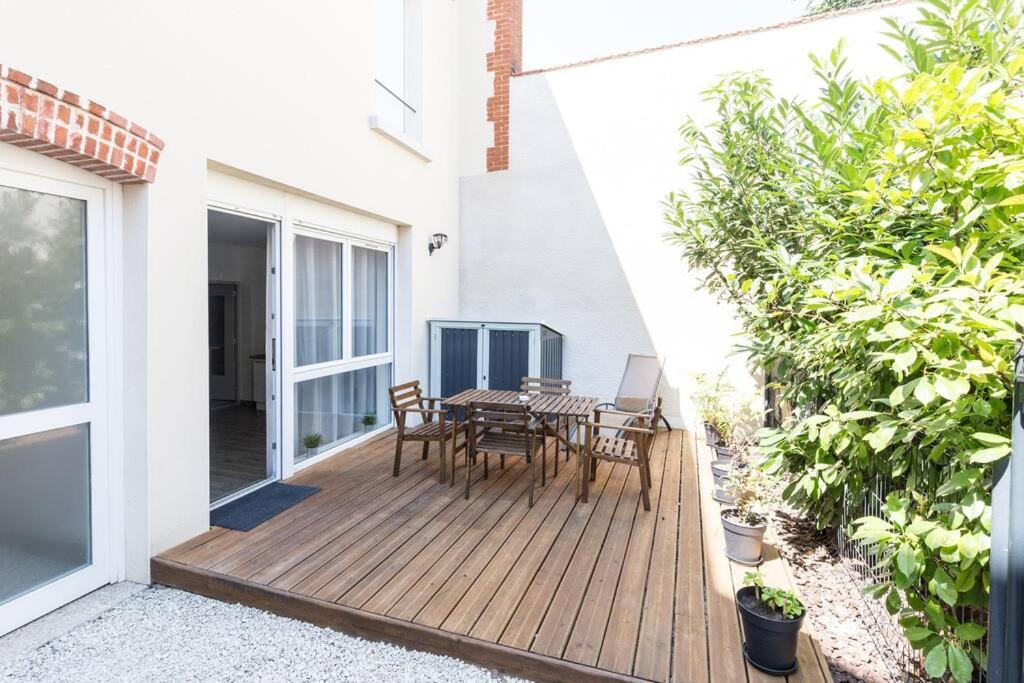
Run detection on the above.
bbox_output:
[210,482,319,531]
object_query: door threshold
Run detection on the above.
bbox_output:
[209,477,276,511]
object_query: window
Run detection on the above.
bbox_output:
[374,0,421,141]
[291,230,393,466]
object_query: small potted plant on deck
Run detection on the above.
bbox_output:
[692,372,733,447]
[721,458,770,564]
[361,413,378,432]
[302,432,324,459]
[737,570,805,675]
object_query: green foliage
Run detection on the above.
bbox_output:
[692,371,739,441]
[666,1,1024,679]
[806,0,887,16]
[744,570,806,619]
[302,432,324,449]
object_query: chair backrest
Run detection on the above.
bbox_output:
[389,380,424,418]
[614,354,664,413]
[468,400,530,435]
[521,376,572,395]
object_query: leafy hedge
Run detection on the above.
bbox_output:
[665,1,1024,680]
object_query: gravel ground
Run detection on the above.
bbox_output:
[769,509,903,683]
[0,586,524,682]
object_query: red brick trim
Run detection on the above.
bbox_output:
[0,65,163,184]
[485,0,522,172]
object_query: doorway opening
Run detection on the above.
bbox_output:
[207,209,279,506]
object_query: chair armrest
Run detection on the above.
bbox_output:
[398,407,449,416]
[584,420,653,435]
[596,408,653,419]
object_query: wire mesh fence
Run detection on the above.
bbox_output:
[835,479,989,682]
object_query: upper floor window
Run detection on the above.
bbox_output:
[374,0,422,142]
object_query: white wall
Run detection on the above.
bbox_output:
[0,0,493,562]
[460,3,916,425]
[208,242,267,402]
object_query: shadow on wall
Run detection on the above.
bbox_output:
[459,75,751,425]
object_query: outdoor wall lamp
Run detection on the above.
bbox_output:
[428,233,448,255]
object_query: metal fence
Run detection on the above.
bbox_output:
[836,480,989,682]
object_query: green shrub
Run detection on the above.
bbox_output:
[666,1,1024,679]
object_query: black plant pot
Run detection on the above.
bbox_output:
[713,444,733,463]
[736,585,805,675]
[704,422,722,446]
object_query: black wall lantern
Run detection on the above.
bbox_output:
[428,232,448,255]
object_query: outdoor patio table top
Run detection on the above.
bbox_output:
[441,389,597,418]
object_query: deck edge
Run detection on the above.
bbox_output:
[151,556,644,683]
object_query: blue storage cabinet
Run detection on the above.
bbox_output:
[428,320,564,398]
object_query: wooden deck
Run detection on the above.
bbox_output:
[153,429,830,682]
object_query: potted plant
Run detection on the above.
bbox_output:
[692,372,734,447]
[721,460,770,564]
[302,432,324,459]
[737,571,805,675]
[361,413,378,431]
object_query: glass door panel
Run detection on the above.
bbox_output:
[0,175,108,637]
[352,246,388,357]
[294,364,392,463]
[294,235,343,367]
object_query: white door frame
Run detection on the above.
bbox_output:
[0,165,121,637]
[206,206,283,509]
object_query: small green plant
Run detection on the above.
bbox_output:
[693,371,738,442]
[726,458,773,526]
[362,413,378,427]
[744,571,805,619]
[302,432,324,450]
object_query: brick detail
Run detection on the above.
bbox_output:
[0,65,163,184]
[485,0,522,172]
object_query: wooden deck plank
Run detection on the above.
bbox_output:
[561,434,668,668]
[696,436,750,683]
[413,461,576,629]
[390,442,577,623]
[154,429,828,683]
[673,430,710,683]
[342,456,532,610]
[464,463,617,643]
[438,455,604,637]
[633,427,684,681]
[592,434,671,674]
[498,462,629,651]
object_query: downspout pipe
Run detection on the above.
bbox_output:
[988,340,1024,682]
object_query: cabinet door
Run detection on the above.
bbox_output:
[486,329,530,391]
[440,327,480,397]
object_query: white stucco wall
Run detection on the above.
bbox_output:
[460,3,915,425]
[0,0,492,569]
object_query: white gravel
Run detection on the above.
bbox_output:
[0,586,526,682]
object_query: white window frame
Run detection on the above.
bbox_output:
[370,0,424,150]
[0,165,121,636]
[289,222,395,472]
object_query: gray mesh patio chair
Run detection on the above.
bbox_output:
[597,354,672,431]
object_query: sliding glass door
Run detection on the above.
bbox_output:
[0,170,110,636]
[291,229,393,467]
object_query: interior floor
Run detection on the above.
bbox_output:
[209,404,268,504]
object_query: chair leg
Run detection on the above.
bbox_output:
[529,450,535,508]
[450,433,457,488]
[589,456,598,482]
[393,437,404,477]
[421,441,429,460]
[484,453,489,479]
[500,454,505,470]
[439,436,447,484]
[582,452,591,503]
[541,437,547,487]
[639,463,652,511]
[553,433,559,477]
[465,444,472,500]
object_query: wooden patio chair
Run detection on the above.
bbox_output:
[581,398,663,511]
[521,376,572,466]
[389,380,465,485]
[465,400,547,507]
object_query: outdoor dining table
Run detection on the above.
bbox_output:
[442,388,598,498]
